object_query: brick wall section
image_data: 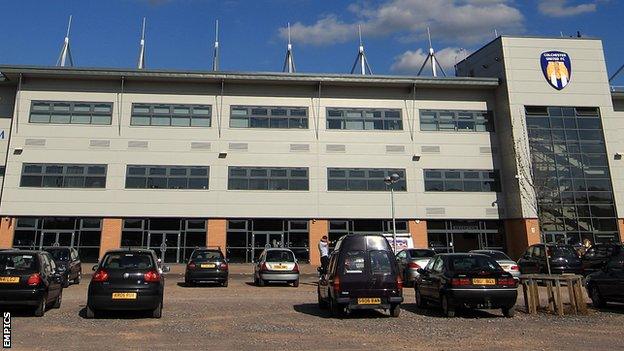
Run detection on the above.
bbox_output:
[408,219,428,248]
[504,218,540,260]
[207,219,227,255]
[619,219,624,243]
[0,217,15,249]
[99,218,122,258]
[309,219,328,266]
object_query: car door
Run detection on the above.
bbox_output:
[319,253,336,300]
[604,255,624,300]
[417,256,437,299]
[428,256,446,302]
[41,254,62,302]
[395,250,407,280]
[519,246,537,274]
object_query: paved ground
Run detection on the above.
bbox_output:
[4,268,624,351]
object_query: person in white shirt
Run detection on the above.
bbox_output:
[319,236,329,274]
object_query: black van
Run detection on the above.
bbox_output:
[317,234,403,317]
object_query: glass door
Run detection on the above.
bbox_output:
[147,232,181,263]
[251,232,284,261]
[39,231,75,249]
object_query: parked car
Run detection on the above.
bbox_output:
[415,253,518,318]
[0,250,64,317]
[185,248,229,287]
[581,243,623,275]
[44,246,82,287]
[517,244,583,275]
[469,250,520,280]
[396,248,435,286]
[318,234,403,317]
[253,248,300,287]
[585,252,624,308]
[86,249,169,318]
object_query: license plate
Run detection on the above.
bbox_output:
[0,277,19,284]
[111,292,137,300]
[357,298,381,305]
[273,265,288,270]
[200,263,216,268]
[472,278,496,285]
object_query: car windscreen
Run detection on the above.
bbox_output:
[191,251,223,261]
[549,246,578,258]
[370,250,393,274]
[101,253,154,270]
[408,249,435,258]
[45,249,70,261]
[0,253,38,274]
[475,251,511,261]
[449,256,502,272]
[265,251,295,262]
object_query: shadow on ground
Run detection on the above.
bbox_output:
[78,307,154,320]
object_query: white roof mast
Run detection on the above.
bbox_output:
[350,25,372,75]
[56,15,74,67]
[282,23,296,73]
[137,17,147,70]
[212,20,220,71]
[417,27,446,77]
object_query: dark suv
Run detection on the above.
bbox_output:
[86,249,169,318]
[44,247,82,287]
[184,248,228,287]
[317,234,403,317]
[0,250,64,316]
[581,243,623,275]
[517,243,582,275]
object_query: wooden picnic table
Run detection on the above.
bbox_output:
[519,274,588,316]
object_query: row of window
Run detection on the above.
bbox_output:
[19,163,501,193]
[28,101,492,132]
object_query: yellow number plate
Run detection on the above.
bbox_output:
[472,278,496,285]
[111,292,137,300]
[200,263,216,268]
[0,277,19,283]
[274,265,288,270]
[357,298,381,305]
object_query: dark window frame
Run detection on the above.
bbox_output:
[29,101,113,125]
[424,169,500,192]
[420,109,493,132]
[228,167,309,191]
[326,108,403,131]
[230,106,308,129]
[130,103,212,127]
[125,165,210,190]
[20,163,107,189]
[327,168,407,191]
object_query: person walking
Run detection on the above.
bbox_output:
[319,235,330,274]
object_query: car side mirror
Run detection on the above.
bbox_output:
[162,266,171,273]
[92,264,98,271]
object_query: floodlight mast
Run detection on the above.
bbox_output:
[212,20,219,71]
[282,23,296,73]
[350,25,373,75]
[137,17,147,70]
[416,27,446,77]
[56,15,74,67]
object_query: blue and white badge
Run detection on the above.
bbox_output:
[541,51,572,90]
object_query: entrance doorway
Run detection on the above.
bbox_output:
[451,233,481,252]
[39,231,75,249]
[147,232,181,263]
[251,232,283,261]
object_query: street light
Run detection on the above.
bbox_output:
[384,173,400,252]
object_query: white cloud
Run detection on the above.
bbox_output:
[538,0,597,17]
[280,0,524,46]
[390,47,470,75]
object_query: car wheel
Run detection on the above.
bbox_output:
[258,278,265,287]
[185,279,194,287]
[590,285,606,308]
[85,305,95,319]
[75,272,82,285]
[222,280,229,287]
[441,295,455,318]
[502,306,515,318]
[52,291,62,309]
[152,301,163,319]
[33,295,46,317]
[415,287,425,308]
[62,276,70,288]
[329,298,344,318]
[390,304,401,318]
[293,279,300,288]
[317,288,329,309]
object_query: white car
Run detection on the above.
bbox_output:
[253,248,300,287]
[469,250,521,279]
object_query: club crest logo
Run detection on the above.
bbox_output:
[541,51,572,90]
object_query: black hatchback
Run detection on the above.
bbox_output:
[86,249,169,318]
[44,246,82,287]
[585,252,624,307]
[0,250,64,317]
[517,243,583,275]
[581,243,623,275]
[317,234,403,317]
[184,248,229,287]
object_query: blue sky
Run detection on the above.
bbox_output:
[0,0,623,84]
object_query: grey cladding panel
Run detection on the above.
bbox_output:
[191,142,212,150]
[426,207,446,215]
[385,145,405,153]
[229,142,248,151]
[24,139,46,146]
[421,145,440,154]
[290,144,310,152]
[128,140,148,148]
[89,140,111,148]
[326,144,346,153]
[479,147,492,154]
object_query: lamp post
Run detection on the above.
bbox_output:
[384,173,400,252]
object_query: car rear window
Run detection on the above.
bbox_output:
[408,249,435,258]
[191,251,223,261]
[344,250,366,274]
[0,253,39,273]
[101,253,154,270]
[265,250,295,262]
[45,249,70,261]
[550,246,578,258]
[370,250,392,274]
[449,256,502,272]
[475,251,511,261]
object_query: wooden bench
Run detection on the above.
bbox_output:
[520,274,588,316]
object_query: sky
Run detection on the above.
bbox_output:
[0,0,623,85]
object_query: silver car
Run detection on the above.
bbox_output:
[396,248,436,287]
[469,250,521,279]
[253,248,300,287]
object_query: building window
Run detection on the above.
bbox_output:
[130,103,211,127]
[29,101,113,125]
[427,220,505,253]
[228,167,309,190]
[20,163,107,188]
[229,106,308,129]
[326,108,403,130]
[424,169,500,192]
[525,106,619,245]
[327,168,407,191]
[420,110,493,132]
[125,165,209,189]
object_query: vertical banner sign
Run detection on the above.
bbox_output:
[541,51,572,90]
[2,312,10,349]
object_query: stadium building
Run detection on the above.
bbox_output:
[0,35,622,265]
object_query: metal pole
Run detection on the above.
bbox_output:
[391,186,397,252]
